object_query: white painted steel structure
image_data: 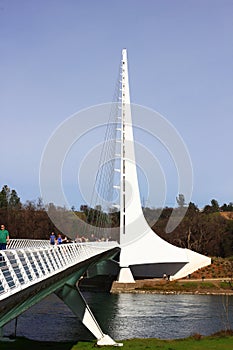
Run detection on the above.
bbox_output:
[0,239,122,346]
[8,239,51,250]
[0,240,118,300]
[116,49,211,282]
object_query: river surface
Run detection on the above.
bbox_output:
[4,292,233,341]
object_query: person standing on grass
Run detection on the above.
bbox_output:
[0,224,10,250]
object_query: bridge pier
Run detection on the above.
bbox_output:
[0,326,15,342]
[117,267,135,283]
[56,283,122,346]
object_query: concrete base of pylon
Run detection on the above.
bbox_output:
[117,267,135,283]
[0,338,15,342]
[97,334,123,346]
[0,328,14,342]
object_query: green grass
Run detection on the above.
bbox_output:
[199,282,215,289]
[1,333,233,350]
[220,282,233,289]
[133,334,232,350]
[72,334,233,350]
[136,281,221,292]
[0,338,75,350]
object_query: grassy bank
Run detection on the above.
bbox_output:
[136,279,233,294]
[78,333,233,350]
[74,333,233,349]
[0,338,75,350]
[111,278,233,295]
[1,333,233,350]
[110,257,233,294]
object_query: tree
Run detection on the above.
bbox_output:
[0,185,10,209]
[95,205,102,212]
[221,202,233,212]
[221,203,229,212]
[36,197,45,210]
[176,194,186,207]
[187,202,199,215]
[228,202,233,211]
[80,204,88,212]
[211,199,220,212]
[8,189,21,209]
[203,199,220,214]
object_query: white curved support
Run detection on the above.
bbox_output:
[97,334,123,346]
[56,283,123,347]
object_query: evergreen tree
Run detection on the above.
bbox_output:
[0,185,10,208]
[176,194,186,207]
[211,199,220,212]
[8,189,21,209]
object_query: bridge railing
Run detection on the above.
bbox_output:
[8,239,51,250]
[0,240,119,301]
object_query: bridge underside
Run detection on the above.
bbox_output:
[79,262,187,291]
[130,262,187,279]
[79,240,211,289]
[0,247,121,346]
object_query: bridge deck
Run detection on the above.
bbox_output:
[0,239,119,301]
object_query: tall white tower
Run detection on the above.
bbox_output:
[117,49,211,282]
[119,49,146,245]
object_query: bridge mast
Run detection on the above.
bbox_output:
[116,49,211,283]
[119,48,128,242]
[119,49,143,246]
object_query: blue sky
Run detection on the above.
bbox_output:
[1,0,233,209]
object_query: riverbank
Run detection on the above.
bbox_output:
[1,332,233,350]
[0,338,75,349]
[73,332,233,350]
[110,256,233,295]
[111,278,233,295]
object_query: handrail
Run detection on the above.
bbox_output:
[8,239,51,250]
[0,240,119,301]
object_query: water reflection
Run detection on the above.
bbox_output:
[4,292,233,341]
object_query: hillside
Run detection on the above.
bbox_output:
[220,212,233,220]
[191,257,233,279]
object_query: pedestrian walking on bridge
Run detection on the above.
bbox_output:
[0,224,10,250]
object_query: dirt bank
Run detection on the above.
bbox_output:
[111,278,233,295]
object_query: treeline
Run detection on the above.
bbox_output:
[0,185,119,241]
[147,200,233,258]
[0,185,233,257]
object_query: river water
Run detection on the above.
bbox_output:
[4,292,233,341]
